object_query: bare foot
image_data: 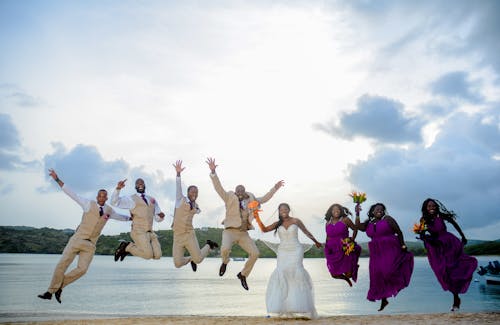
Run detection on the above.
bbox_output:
[344,277,353,287]
[378,298,389,311]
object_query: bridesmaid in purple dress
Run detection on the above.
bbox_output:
[419,198,478,311]
[324,204,361,287]
[356,203,414,311]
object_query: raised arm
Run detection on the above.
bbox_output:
[110,179,135,209]
[173,160,185,207]
[354,204,368,232]
[49,169,64,188]
[296,219,322,248]
[256,180,284,204]
[206,157,230,201]
[49,169,90,211]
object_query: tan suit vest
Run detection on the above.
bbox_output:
[210,173,277,230]
[172,197,196,233]
[74,202,113,244]
[130,195,156,232]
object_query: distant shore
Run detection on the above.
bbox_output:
[2,226,499,257]
[2,313,500,325]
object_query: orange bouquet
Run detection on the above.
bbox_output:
[342,238,355,256]
[247,200,261,217]
[413,220,427,234]
[248,200,266,232]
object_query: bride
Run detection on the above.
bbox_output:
[253,202,322,318]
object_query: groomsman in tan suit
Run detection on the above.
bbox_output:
[38,169,131,303]
[172,160,219,271]
[206,157,284,290]
[111,178,165,261]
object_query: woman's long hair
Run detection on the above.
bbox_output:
[367,203,387,223]
[324,203,352,222]
[421,198,457,224]
[274,203,290,234]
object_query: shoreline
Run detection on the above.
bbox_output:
[2,312,500,325]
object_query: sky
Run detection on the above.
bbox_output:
[1,0,499,244]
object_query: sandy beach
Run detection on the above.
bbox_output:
[3,313,500,325]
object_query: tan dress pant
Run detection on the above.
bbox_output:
[172,230,210,268]
[126,229,162,259]
[48,236,95,293]
[221,228,260,277]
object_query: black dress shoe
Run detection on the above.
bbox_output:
[207,240,219,249]
[37,292,52,300]
[115,242,129,262]
[55,288,62,303]
[190,261,197,272]
[219,263,227,276]
[120,250,130,262]
[237,272,249,290]
[114,242,124,262]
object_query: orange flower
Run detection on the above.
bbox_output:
[247,200,260,210]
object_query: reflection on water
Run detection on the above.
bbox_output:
[0,254,498,322]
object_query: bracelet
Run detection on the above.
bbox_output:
[55,178,61,183]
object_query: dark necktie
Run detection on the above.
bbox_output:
[141,194,148,205]
[239,200,244,210]
[189,201,195,210]
[99,206,104,216]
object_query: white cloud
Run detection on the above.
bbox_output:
[348,111,500,235]
[0,1,499,241]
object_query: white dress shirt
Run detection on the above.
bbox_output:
[175,176,201,213]
[62,185,130,221]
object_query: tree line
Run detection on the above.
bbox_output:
[0,226,498,257]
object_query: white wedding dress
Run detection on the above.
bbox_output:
[264,224,317,318]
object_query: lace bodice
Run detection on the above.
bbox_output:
[278,224,300,242]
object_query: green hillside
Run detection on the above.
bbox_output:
[0,226,498,257]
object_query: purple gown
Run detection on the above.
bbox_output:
[324,222,361,282]
[366,219,414,301]
[423,216,478,294]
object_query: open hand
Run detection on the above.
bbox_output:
[206,157,217,173]
[48,169,58,181]
[274,180,285,190]
[173,160,185,175]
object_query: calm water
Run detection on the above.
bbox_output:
[0,254,499,322]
